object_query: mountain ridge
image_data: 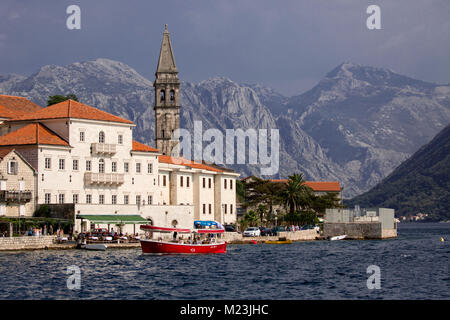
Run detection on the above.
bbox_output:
[0,58,449,198]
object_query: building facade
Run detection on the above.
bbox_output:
[0,27,239,234]
[0,148,36,217]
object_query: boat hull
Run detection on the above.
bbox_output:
[140,239,227,254]
[265,240,292,244]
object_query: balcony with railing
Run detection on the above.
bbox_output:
[0,190,33,203]
[84,172,124,185]
[91,143,116,155]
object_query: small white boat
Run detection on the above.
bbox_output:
[83,243,107,251]
[330,235,347,241]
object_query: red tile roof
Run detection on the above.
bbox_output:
[132,140,159,153]
[12,99,133,124]
[158,155,223,172]
[0,95,42,118]
[0,147,14,159]
[0,123,69,147]
[268,179,341,192]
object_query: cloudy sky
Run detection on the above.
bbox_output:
[0,0,449,95]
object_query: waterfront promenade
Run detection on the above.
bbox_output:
[0,229,320,251]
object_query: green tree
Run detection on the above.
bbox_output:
[244,177,283,219]
[47,94,79,106]
[311,192,343,216]
[281,173,314,214]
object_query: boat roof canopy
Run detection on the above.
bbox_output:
[194,229,224,234]
[140,225,191,233]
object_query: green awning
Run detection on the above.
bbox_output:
[77,215,148,224]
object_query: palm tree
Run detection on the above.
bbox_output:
[281,173,313,214]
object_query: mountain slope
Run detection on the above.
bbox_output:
[347,124,450,220]
[0,59,449,198]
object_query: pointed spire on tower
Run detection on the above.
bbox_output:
[156,24,178,74]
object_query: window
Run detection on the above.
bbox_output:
[124,195,129,204]
[86,160,91,171]
[73,159,79,171]
[202,177,206,188]
[99,159,105,173]
[86,194,92,204]
[180,176,183,187]
[147,195,152,205]
[163,175,166,187]
[58,194,65,204]
[230,179,233,190]
[186,176,190,188]
[170,90,175,102]
[203,204,206,214]
[79,131,85,142]
[99,131,105,143]
[230,204,233,214]
[136,163,141,173]
[118,134,123,144]
[147,163,153,174]
[136,195,141,205]
[224,179,227,189]
[224,204,227,214]
[124,162,129,173]
[45,193,51,204]
[160,89,165,102]
[99,195,105,204]
[208,178,212,189]
[209,204,212,214]
[7,161,18,175]
[42,174,44,181]
[45,158,51,169]
[111,195,117,204]
[73,194,79,204]
[59,159,65,170]
[132,177,134,185]
[112,162,117,173]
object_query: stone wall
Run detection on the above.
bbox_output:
[323,222,383,239]
[0,235,57,251]
[381,228,397,239]
[224,229,319,242]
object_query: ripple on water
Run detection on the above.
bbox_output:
[0,224,449,299]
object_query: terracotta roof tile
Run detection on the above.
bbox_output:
[0,147,14,159]
[132,140,159,153]
[269,179,342,192]
[0,95,42,118]
[0,123,69,147]
[159,155,223,172]
[12,99,133,124]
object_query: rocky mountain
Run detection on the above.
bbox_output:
[0,59,449,198]
[347,124,450,220]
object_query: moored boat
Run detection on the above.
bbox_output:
[329,235,347,241]
[139,224,227,254]
[82,243,108,251]
[265,239,293,244]
[265,237,292,244]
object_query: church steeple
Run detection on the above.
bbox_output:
[156,24,178,74]
[154,25,181,157]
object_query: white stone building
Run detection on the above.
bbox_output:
[0,27,239,234]
[0,99,238,234]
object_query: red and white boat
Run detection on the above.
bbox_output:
[139,225,227,254]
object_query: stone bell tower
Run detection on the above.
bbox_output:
[154,24,180,157]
